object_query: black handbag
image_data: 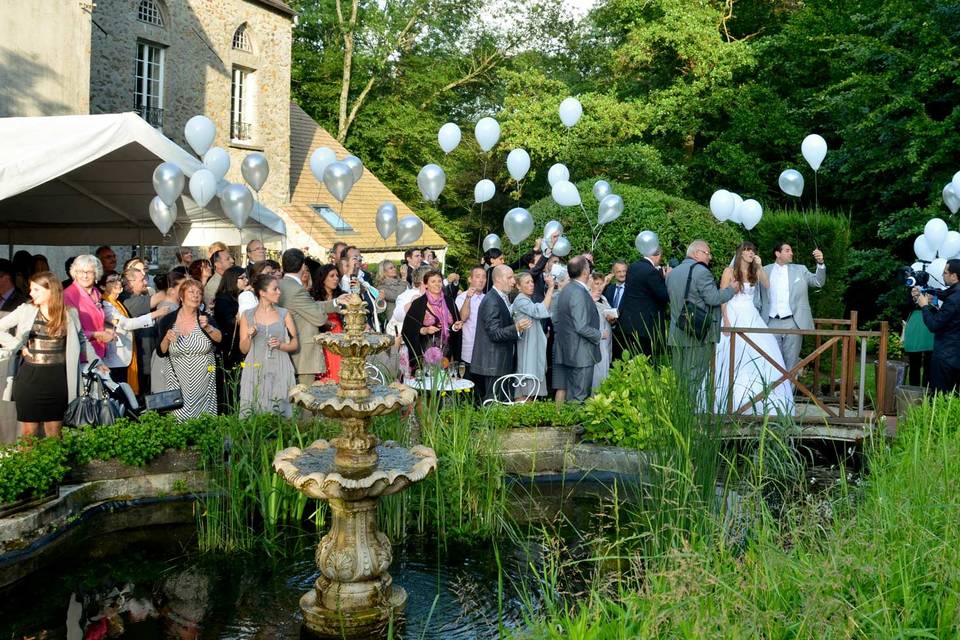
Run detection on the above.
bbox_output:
[676,263,713,341]
[142,388,184,413]
[64,375,122,427]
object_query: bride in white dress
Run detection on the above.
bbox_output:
[714,242,795,416]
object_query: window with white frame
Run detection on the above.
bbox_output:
[232,24,251,52]
[230,66,255,141]
[137,0,164,26]
[310,205,355,233]
[134,42,165,128]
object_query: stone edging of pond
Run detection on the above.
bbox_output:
[496,426,649,478]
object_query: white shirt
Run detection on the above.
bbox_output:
[769,263,792,318]
[386,287,422,337]
[611,282,625,309]
[284,273,305,287]
[455,291,484,363]
[237,290,257,314]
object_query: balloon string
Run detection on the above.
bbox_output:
[476,154,490,260]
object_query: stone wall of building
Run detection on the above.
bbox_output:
[0,0,92,117]
[89,0,293,215]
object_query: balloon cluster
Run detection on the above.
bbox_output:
[429,96,590,253]
[913,217,960,289]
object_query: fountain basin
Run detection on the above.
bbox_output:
[289,382,417,419]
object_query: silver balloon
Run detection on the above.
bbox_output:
[241,152,269,192]
[148,196,177,236]
[552,236,571,257]
[219,183,254,229]
[203,147,230,181]
[543,220,564,244]
[778,169,804,198]
[323,162,355,203]
[188,168,217,208]
[503,207,534,245]
[634,230,659,257]
[152,162,184,207]
[593,180,612,201]
[417,164,446,202]
[396,215,424,245]
[343,155,364,183]
[597,194,624,224]
[943,183,960,215]
[482,233,501,252]
[376,202,398,240]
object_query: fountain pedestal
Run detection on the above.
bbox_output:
[274,294,431,638]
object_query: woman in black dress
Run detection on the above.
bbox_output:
[0,271,97,438]
[213,266,248,412]
[401,269,463,372]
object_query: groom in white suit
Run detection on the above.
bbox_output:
[760,243,826,371]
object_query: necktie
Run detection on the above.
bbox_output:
[613,284,623,309]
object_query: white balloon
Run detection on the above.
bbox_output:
[635,230,659,257]
[943,183,960,215]
[801,134,828,172]
[218,183,254,230]
[552,236,571,257]
[376,202,397,240]
[778,169,804,197]
[417,164,446,202]
[925,217,949,253]
[184,115,216,157]
[953,171,960,199]
[309,147,337,182]
[438,122,462,154]
[396,215,424,246]
[914,234,937,262]
[474,117,500,152]
[938,231,960,259]
[188,168,217,208]
[558,97,583,128]
[152,162,184,207]
[547,163,569,187]
[343,155,364,183]
[728,193,744,224]
[597,194,624,224]
[148,196,177,236]
[543,220,564,243]
[482,233,501,252]
[551,180,581,207]
[593,180,612,201]
[203,147,230,181]
[739,199,763,230]
[240,152,269,192]
[709,189,735,222]
[503,207,534,244]
[506,148,531,182]
[474,179,496,204]
[929,257,948,289]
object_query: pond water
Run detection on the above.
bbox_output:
[0,474,632,640]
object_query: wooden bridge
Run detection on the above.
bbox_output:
[716,312,894,442]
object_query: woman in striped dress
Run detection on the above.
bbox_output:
[155,279,222,421]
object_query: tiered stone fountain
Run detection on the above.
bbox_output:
[274,294,434,638]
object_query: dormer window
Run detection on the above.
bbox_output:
[232,24,252,52]
[137,0,164,26]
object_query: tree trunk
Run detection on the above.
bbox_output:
[336,0,359,141]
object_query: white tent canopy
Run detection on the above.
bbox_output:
[0,112,286,245]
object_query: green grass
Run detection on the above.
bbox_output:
[516,394,960,639]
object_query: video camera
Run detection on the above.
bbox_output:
[899,265,934,293]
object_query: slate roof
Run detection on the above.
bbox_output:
[286,103,446,251]
[249,0,295,17]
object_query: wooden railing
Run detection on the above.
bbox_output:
[720,312,890,423]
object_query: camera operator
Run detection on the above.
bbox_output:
[913,258,960,394]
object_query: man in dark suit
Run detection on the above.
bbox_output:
[552,256,602,402]
[915,258,960,393]
[0,260,27,313]
[602,260,628,360]
[470,265,533,401]
[619,248,671,359]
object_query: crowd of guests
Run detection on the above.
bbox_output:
[2,232,956,439]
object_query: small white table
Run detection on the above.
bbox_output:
[404,376,475,393]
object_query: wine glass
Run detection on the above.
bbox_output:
[266,327,276,359]
[458,361,466,380]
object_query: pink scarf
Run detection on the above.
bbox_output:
[423,290,452,343]
[63,282,106,359]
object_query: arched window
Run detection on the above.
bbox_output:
[232,23,252,52]
[137,0,164,27]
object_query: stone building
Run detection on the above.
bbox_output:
[0,0,446,267]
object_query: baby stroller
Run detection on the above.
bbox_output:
[71,361,181,425]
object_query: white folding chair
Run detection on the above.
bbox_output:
[364,362,387,386]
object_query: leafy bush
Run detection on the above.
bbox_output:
[749,208,851,320]
[444,401,584,430]
[529,180,743,275]
[582,355,679,449]
[0,437,68,503]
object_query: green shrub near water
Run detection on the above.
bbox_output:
[0,437,68,504]
[520,395,960,638]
